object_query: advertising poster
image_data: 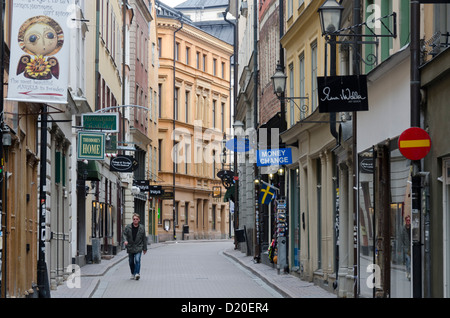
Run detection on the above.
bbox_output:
[7,0,71,104]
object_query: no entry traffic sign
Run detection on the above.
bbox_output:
[398,127,431,161]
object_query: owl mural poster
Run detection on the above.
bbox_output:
[7,1,70,104]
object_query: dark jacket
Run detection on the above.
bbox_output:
[123,223,148,254]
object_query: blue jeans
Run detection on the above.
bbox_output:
[128,252,142,276]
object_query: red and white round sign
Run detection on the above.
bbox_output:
[398,127,431,161]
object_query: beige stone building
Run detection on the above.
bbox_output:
[156,2,233,241]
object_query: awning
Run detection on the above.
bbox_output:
[78,160,101,181]
[223,185,235,203]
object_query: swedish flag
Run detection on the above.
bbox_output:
[259,183,276,205]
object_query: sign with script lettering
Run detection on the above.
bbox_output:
[317,75,368,113]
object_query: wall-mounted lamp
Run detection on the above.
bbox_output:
[318,0,344,36]
[271,63,309,115]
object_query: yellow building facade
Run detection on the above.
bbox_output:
[157,12,233,241]
[280,0,339,289]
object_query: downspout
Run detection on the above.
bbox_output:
[411,0,422,299]
[279,0,285,133]
[253,0,260,261]
[223,9,236,239]
[173,15,183,241]
[96,0,100,112]
[353,0,361,298]
[0,0,6,298]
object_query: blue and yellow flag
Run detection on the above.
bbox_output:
[259,183,276,205]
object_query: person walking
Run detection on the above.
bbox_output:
[401,215,411,281]
[123,213,148,280]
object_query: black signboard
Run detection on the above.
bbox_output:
[133,180,150,192]
[110,155,138,172]
[317,75,368,113]
[420,1,450,3]
[148,185,164,196]
[359,156,374,174]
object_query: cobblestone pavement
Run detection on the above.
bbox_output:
[51,239,336,299]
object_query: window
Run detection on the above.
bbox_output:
[212,205,216,230]
[158,84,162,118]
[212,150,216,179]
[158,37,162,58]
[174,142,180,173]
[158,139,162,171]
[311,41,318,110]
[174,88,179,120]
[175,42,180,61]
[185,47,190,65]
[185,143,190,174]
[152,42,155,66]
[174,202,179,226]
[221,102,225,132]
[203,54,207,72]
[196,52,200,69]
[185,91,190,123]
[299,53,305,120]
[212,100,216,128]
[287,0,293,19]
[149,88,153,121]
[222,62,225,79]
[185,203,189,225]
[289,63,294,126]
[213,58,217,76]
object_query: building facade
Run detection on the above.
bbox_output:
[156,1,233,242]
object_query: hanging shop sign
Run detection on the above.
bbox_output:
[133,180,150,192]
[217,170,235,189]
[82,113,119,133]
[7,0,71,104]
[225,138,253,153]
[317,75,368,113]
[398,127,431,161]
[148,186,164,197]
[359,155,374,174]
[257,148,292,167]
[110,155,138,172]
[77,132,105,160]
[212,186,222,198]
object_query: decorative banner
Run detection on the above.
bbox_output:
[7,0,71,104]
[317,75,369,113]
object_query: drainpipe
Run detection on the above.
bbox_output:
[353,0,361,298]
[173,14,183,241]
[279,0,285,132]
[37,104,50,298]
[223,9,237,239]
[411,0,422,298]
[0,0,6,298]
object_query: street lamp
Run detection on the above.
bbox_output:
[271,63,287,98]
[271,65,309,118]
[318,0,344,36]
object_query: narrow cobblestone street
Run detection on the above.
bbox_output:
[51,240,336,300]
